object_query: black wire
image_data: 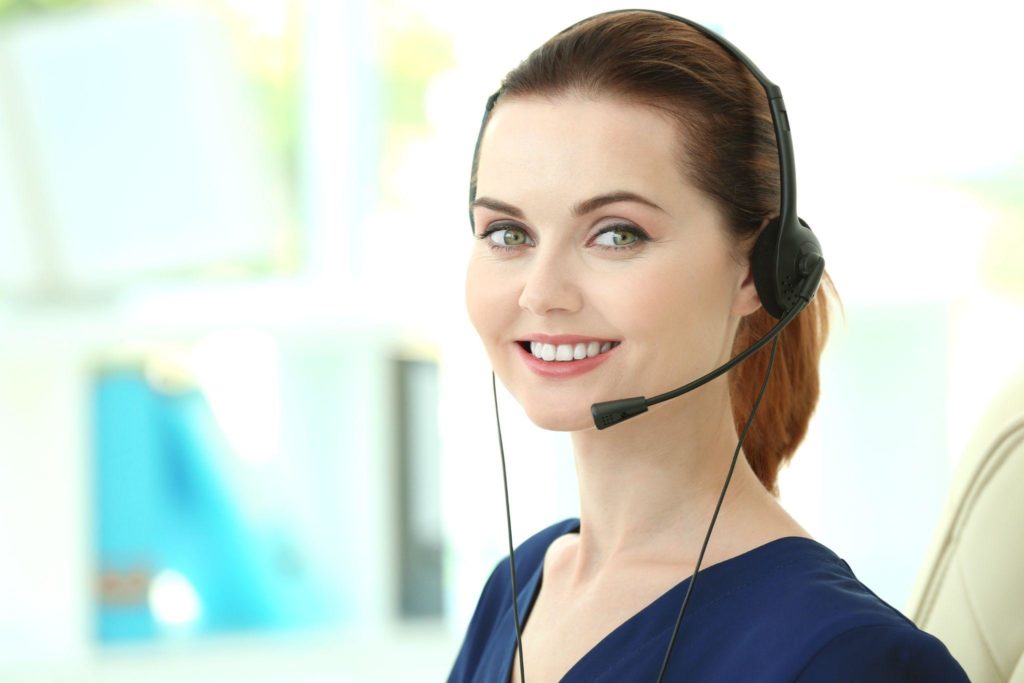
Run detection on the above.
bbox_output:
[654,336,780,682]
[646,302,799,408]
[493,371,527,683]
[494,334,781,682]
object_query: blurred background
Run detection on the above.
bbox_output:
[0,0,1020,680]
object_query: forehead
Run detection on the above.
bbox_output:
[475,95,689,205]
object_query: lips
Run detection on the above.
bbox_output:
[519,340,621,362]
[514,337,620,378]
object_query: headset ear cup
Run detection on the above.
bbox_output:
[751,216,824,319]
[750,217,784,319]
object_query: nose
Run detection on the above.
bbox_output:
[518,248,583,316]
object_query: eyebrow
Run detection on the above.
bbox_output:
[470,191,667,219]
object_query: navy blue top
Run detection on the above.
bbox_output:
[448,518,968,682]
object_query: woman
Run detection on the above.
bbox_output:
[449,9,967,682]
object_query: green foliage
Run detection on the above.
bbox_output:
[374,12,455,207]
[378,16,454,135]
[0,0,116,22]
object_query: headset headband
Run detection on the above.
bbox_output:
[468,8,822,319]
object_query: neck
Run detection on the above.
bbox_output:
[567,377,775,580]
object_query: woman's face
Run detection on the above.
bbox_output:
[466,95,760,431]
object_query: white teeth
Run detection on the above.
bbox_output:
[528,340,619,362]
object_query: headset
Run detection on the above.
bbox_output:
[469,8,825,682]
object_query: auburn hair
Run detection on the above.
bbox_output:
[470,10,838,494]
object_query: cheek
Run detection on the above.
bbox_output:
[597,257,704,332]
[465,257,510,343]
[598,254,733,367]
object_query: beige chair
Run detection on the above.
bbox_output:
[906,372,1024,682]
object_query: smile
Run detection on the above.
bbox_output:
[520,340,621,362]
[514,337,621,379]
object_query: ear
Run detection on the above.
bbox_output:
[730,220,769,318]
[731,263,762,317]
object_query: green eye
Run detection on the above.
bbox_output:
[487,226,530,247]
[612,229,636,246]
[595,227,640,247]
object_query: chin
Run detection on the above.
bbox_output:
[495,363,612,432]
[517,395,595,432]
[524,409,592,432]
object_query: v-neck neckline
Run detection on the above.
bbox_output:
[503,519,829,683]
